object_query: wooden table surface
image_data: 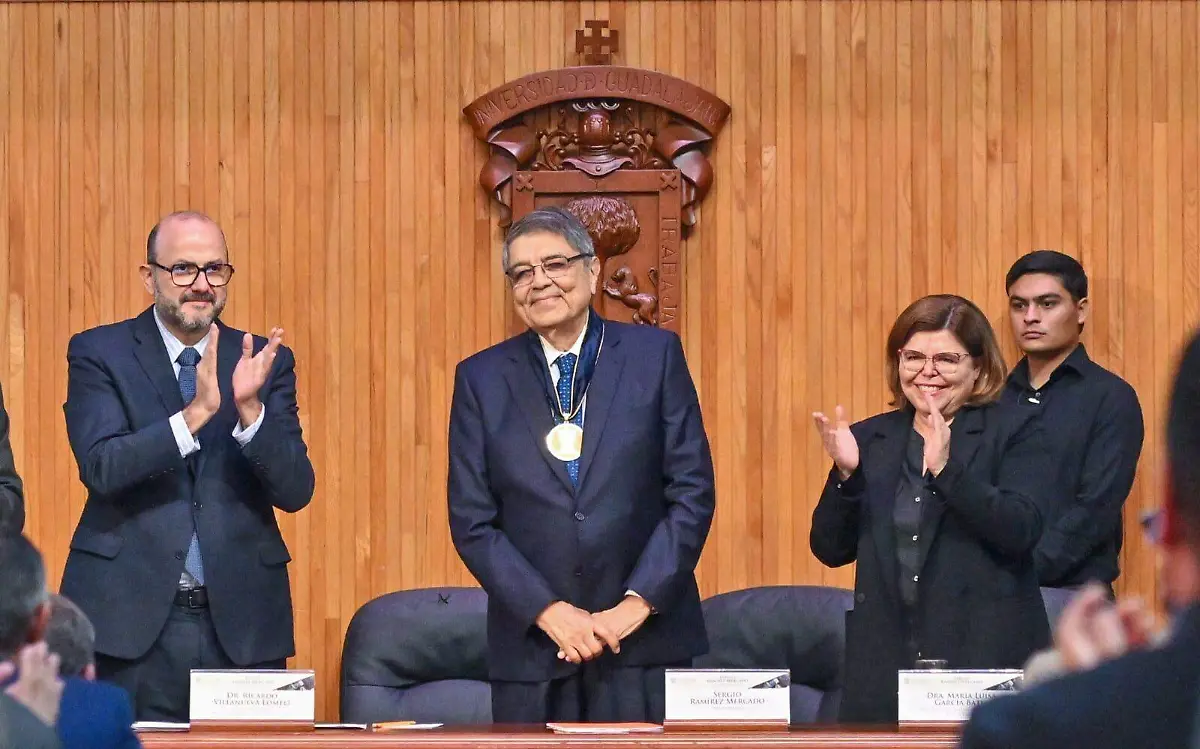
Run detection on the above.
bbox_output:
[137,725,962,749]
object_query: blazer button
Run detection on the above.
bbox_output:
[855,592,866,603]
[574,511,586,521]
[174,551,184,560]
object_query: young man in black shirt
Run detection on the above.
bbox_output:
[1003,250,1144,594]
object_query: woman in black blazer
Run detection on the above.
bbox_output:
[810,294,1051,724]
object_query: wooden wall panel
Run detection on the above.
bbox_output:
[3,0,1198,720]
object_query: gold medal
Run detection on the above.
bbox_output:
[546,422,584,462]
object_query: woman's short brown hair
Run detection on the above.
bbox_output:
[885,294,1008,408]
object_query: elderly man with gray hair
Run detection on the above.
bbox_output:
[447,206,716,723]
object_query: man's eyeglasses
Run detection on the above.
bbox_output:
[150,262,235,288]
[898,350,970,375]
[505,254,593,289]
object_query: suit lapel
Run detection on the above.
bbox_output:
[132,308,186,416]
[866,410,910,609]
[945,406,987,468]
[576,324,625,491]
[504,335,576,495]
[917,406,987,570]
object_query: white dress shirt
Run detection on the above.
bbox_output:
[539,316,588,420]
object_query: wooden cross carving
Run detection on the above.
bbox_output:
[576,20,619,65]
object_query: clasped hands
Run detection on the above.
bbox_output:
[535,596,653,664]
[182,324,286,434]
[812,393,951,478]
[1055,582,1162,673]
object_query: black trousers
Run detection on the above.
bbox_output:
[491,659,689,724]
[96,601,286,721]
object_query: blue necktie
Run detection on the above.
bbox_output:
[177,347,205,585]
[555,353,582,486]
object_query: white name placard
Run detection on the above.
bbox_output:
[190,669,316,723]
[664,669,790,724]
[897,669,1023,722]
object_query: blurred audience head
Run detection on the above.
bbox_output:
[0,534,50,663]
[1161,328,1200,609]
[43,593,96,681]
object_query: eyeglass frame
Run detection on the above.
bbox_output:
[504,253,595,289]
[149,261,236,288]
[897,349,972,375]
[1141,509,1164,544]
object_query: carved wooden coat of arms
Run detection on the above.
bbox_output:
[463,21,730,334]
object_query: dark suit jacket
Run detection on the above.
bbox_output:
[0,693,59,749]
[447,318,716,681]
[57,678,141,749]
[961,603,1200,749]
[810,404,1051,723]
[0,379,25,535]
[60,307,315,665]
